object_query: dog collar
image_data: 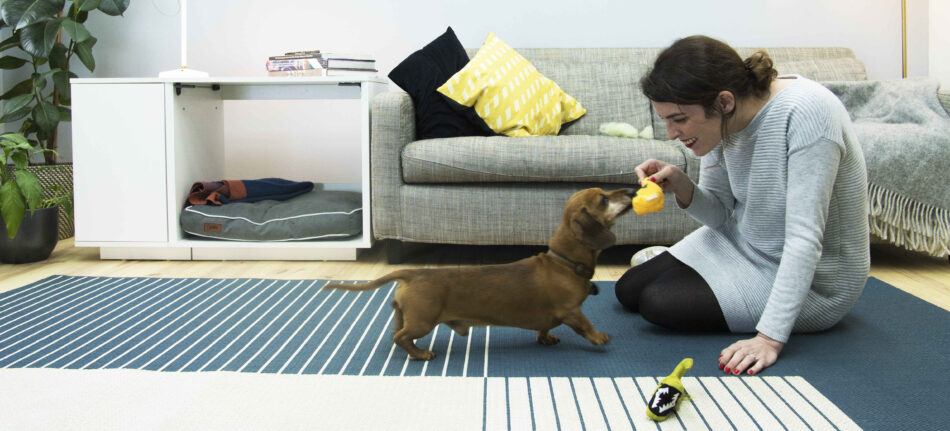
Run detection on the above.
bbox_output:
[547,250,596,281]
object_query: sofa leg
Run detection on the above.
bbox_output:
[387,240,405,264]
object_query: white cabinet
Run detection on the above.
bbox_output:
[72,83,168,243]
[70,77,388,261]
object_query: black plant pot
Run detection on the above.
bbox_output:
[0,206,59,264]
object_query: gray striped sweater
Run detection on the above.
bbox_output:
[669,76,870,343]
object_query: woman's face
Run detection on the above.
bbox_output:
[652,101,723,157]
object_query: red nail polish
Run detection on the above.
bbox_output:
[724,367,731,374]
[719,363,724,370]
[733,369,740,375]
[748,370,755,375]
[650,176,656,183]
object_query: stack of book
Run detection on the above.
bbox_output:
[266,50,326,77]
[323,53,377,77]
[265,50,378,77]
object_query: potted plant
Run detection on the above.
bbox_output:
[1,132,71,263]
[0,0,130,242]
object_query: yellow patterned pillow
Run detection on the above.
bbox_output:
[436,33,586,137]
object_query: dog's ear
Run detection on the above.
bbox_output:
[570,208,617,250]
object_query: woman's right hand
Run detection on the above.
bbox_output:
[635,159,695,206]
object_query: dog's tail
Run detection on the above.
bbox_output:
[323,270,413,291]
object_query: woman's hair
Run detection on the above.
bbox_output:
[640,35,777,136]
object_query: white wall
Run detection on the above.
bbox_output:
[930,0,950,86]
[906,0,930,78]
[6,0,925,173]
[84,0,912,80]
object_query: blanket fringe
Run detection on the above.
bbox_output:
[868,183,950,258]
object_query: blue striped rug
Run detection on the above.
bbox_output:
[1,275,947,430]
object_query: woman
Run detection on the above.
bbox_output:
[616,36,870,375]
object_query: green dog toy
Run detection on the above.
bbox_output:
[646,358,693,421]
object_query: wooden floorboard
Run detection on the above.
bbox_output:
[1,238,947,311]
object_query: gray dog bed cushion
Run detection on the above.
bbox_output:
[181,190,362,241]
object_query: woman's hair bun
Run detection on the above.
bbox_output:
[744,51,777,96]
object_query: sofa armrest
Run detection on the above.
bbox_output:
[371,91,415,238]
[939,86,950,116]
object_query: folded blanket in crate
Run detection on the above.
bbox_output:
[187,178,314,206]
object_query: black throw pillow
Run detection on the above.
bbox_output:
[388,27,492,140]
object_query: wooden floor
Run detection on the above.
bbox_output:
[2,238,948,311]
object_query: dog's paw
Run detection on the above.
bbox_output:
[589,332,610,345]
[411,350,436,361]
[537,333,560,345]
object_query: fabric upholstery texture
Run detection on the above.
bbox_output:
[530,60,652,136]
[401,135,685,184]
[387,27,490,140]
[438,33,585,137]
[390,183,697,245]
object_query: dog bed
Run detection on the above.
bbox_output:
[180,190,362,241]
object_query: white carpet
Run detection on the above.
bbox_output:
[0,368,861,430]
[0,369,483,431]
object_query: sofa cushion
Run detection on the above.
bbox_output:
[531,60,653,136]
[437,33,586,137]
[388,27,492,140]
[774,58,868,81]
[401,135,687,184]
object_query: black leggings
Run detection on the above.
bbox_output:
[615,252,729,332]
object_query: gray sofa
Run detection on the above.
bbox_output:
[371,47,950,262]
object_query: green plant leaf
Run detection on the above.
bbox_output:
[51,67,69,96]
[74,36,96,72]
[96,0,128,16]
[2,93,33,115]
[75,0,102,12]
[57,105,71,122]
[1,132,32,147]
[0,78,34,99]
[10,150,30,169]
[14,169,43,211]
[68,1,89,23]
[0,180,27,239]
[0,55,29,69]
[19,118,38,137]
[1,0,65,31]
[0,94,34,123]
[61,17,90,43]
[48,42,67,69]
[31,72,48,93]
[31,101,60,132]
[0,33,21,52]
[18,17,64,58]
[0,106,32,123]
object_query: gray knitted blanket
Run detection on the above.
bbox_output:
[823,78,950,257]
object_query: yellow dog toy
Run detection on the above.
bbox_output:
[632,180,664,215]
[646,358,693,421]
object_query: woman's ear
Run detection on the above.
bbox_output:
[718,91,736,114]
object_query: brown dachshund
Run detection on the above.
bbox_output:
[324,187,636,360]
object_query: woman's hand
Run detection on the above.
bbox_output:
[634,159,694,206]
[719,333,784,375]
